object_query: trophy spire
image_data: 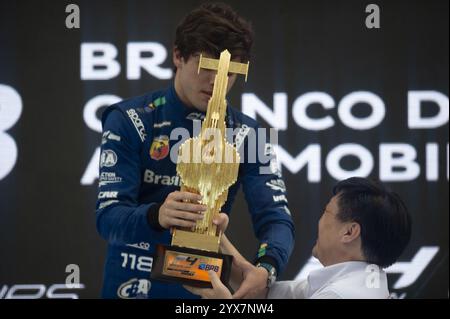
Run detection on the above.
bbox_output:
[198,50,249,136]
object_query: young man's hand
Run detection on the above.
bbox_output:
[158,191,207,229]
[183,271,232,299]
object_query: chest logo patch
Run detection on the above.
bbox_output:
[150,135,170,160]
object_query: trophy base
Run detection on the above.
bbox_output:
[151,244,232,288]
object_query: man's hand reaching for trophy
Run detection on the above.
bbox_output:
[184,212,270,299]
[212,212,229,232]
[214,214,270,299]
[184,270,233,299]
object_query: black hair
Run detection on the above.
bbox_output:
[333,177,412,268]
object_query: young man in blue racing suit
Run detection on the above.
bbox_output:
[96,2,295,299]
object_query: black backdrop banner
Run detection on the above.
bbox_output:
[0,0,448,298]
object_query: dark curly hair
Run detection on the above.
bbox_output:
[174,2,254,64]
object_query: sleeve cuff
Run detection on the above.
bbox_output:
[147,203,165,232]
[255,255,279,274]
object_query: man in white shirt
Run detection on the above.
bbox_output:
[267,261,389,299]
[184,177,412,299]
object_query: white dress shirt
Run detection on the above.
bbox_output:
[268,261,389,299]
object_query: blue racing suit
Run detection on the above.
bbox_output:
[96,84,295,298]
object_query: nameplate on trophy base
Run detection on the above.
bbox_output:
[151,244,232,288]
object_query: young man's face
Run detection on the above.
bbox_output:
[173,48,238,112]
[312,195,347,266]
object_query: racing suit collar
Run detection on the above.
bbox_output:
[166,83,206,116]
[166,83,235,127]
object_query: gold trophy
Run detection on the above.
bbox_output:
[151,50,249,287]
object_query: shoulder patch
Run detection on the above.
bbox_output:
[125,108,147,142]
[147,96,167,111]
[153,96,167,107]
[103,90,167,143]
